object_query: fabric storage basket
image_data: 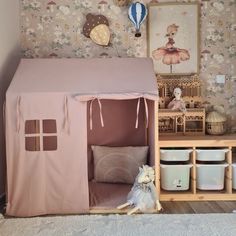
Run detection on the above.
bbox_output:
[196,163,228,190]
[232,163,236,190]
[160,164,193,191]
[196,149,228,161]
[160,149,192,161]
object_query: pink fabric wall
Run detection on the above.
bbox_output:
[6,96,156,216]
[87,99,156,181]
[6,94,89,216]
[88,99,147,146]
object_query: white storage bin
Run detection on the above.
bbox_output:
[196,163,228,190]
[160,149,192,161]
[196,149,228,161]
[232,163,236,190]
[160,164,193,191]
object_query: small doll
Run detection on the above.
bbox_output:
[117,165,162,215]
[168,87,186,113]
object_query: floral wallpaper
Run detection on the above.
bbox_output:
[20,0,236,131]
[199,0,236,131]
[20,0,146,58]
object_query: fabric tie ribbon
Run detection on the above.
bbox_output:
[89,98,104,130]
[16,96,21,133]
[63,96,70,134]
[135,98,149,129]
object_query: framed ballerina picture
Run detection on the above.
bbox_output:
[147,2,200,75]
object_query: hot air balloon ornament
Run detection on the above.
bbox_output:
[83,13,110,46]
[128,2,148,37]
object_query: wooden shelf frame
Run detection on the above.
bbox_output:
[157,135,236,201]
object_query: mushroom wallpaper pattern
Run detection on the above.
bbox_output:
[20,0,236,130]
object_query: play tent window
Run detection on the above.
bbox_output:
[43,119,57,133]
[25,120,40,134]
[25,119,57,151]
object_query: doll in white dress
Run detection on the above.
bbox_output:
[168,87,186,113]
[117,165,162,215]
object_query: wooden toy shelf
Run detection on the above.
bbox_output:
[156,135,236,201]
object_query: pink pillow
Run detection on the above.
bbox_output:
[91,146,148,184]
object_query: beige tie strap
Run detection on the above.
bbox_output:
[16,96,21,133]
[89,98,104,130]
[63,95,70,134]
[135,98,149,129]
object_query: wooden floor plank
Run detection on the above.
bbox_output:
[161,202,180,214]
[213,201,232,213]
[208,201,228,213]
[162,201,236,214]
[216,201,236,213]
[162,201,195,214]
[181,202,219,214]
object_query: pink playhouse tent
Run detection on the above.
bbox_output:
[5,58,158,217]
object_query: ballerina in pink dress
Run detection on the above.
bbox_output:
[152,24,190,73]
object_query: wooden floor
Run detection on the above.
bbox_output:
[161,201,236,214]
[1,201,236,215]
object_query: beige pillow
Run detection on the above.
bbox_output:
[91,146,148,184]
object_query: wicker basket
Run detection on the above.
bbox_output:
[206,121,226,135]
[206,110,227,135]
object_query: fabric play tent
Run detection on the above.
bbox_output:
[5,58,158,217]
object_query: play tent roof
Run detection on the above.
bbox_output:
[7,58,158,100]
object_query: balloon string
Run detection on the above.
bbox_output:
[107,42,120,58]
[113,44,120,57]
